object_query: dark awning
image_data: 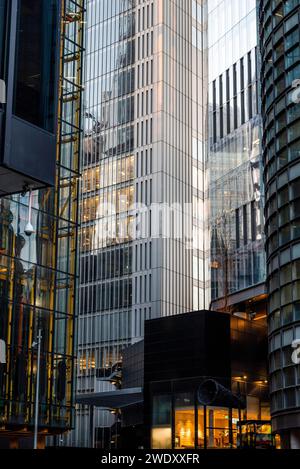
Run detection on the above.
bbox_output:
[76,387,143,409]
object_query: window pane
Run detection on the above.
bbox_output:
[0,0,6,80]
[206,407,230,449]
[151,427,172,449]
[13,0,59,131]
[151,394,172,449]
[174,393,195,449]
[152,394,172,426]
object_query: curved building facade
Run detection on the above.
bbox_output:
[260,0,300,448]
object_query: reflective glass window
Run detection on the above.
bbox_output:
[0,0,6,80]
[13,0,59,131]
[151,394,172,449]
[282,304,293,325]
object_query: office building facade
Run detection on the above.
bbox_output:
[0,0,84,448]
[206,0,270,441]
[259,0,300,448]
[208,0,266,315]
[73,0,209,448]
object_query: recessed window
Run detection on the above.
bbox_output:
[279,224,291,246]
[281,284,292,305]
[290,178,300,199]
[280,264,292,284]
[285,388,296,408]
[273,310,281,330]
[284,367,295,387]
[278,186,289,207]
[292,199,300,218]
[294,302,300,321]
[282,304,293,325]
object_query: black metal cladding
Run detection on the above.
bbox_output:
[259,0,300,431]
[0,0,60,196]
[144,310,231,385]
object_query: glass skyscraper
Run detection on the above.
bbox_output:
[208,0,266,314]
[260,0,300,449]
[207,0,270,431]
[73,0,208,448]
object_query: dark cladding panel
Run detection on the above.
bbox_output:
[3,117,56,187]
[231,316,268,381]
[204,311,232,380]
[144,310,231,383]
[0,0,60,195]
[122,340,144,389]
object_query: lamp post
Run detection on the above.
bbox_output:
[32,329,42,450]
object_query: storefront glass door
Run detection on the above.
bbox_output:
[206,407,238,449]
[174,393,195,449]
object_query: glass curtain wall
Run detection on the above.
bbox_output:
[207,0,266,306]
[75,0,137,448]
[0,0,84,437]
[72,0,208,448]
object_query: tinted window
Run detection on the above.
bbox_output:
[0,0,6,81]
[13,0,59,132]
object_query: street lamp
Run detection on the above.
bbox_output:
[32,329,42,450]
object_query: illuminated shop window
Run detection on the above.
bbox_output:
[174,393,195,449]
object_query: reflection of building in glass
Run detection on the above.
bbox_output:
[259,0,300,449]
[72,0,208,448]
[208,0,266,317]
[0,1,84,448]
[206,0,270,447]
